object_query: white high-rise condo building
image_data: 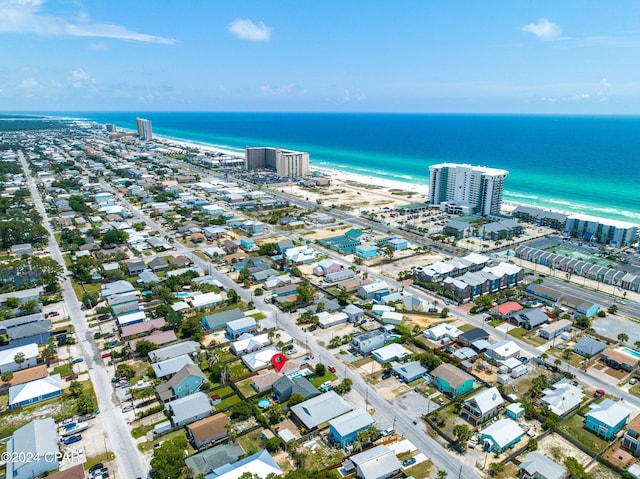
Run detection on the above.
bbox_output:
[245,147,310,178]
[429,163,508,215]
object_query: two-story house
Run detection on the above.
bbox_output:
[461,387,505,426]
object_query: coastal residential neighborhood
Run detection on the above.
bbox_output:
[1,117,640,479]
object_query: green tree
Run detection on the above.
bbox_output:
[315,363,326,377]
[230,401,254,419]
[287,393,305,407]
[440,307,450,318]
[527,437,538,451]
[542,413,561,431]
[334,377,353,395]
[618,333,629,344]
[452,424,472,451]
[436,471,448,479]
[135,340,159,356]
[488,462,504,477]
[227,289,240,305]
[265,437,282,453]
[562,348,572,360]
[69,380,83,397]
[13,352,25,369]
[1,370,13,382]
[258,243,276,256]
[180,316,203,341]
[296,282,314,306]
[102,229,129,246]
[383,245,395,262]
[150,436,189,479]
[116,363,135,379]
[564,457,588,479]
[75,393,94,414]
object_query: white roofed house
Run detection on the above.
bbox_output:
[461,386,505,426]
[485,340,520,361]
[230,333,271,356]
[5,418,59,479]
[357,280,389,300]
[167,391,212,427]
[541,379,584,416]
[346,445,401,479]
[152,354,195,379]
[242,347,280,371]
[371,343,412,363]
[0,343,38,373]
[8,374,62,409]
[329,409,375,447]
[423,323,463,343]
[519,451,568,479]
[190,292,223,310]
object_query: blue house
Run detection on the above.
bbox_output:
[355,244,378,259]
[377,237,408,251]
[226,317,257,339]
[585,398,631,439]
[201,308,245,331]
[329,409,374,447]
[239,236,255,250]
[8,374,62,409]
[480,418,524,453]
[156,363,206,403]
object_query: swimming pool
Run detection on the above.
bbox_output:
[618,347,640,360]
[174,292,190,298]
[388,334,401,340]
[503,251,515,257]
[289,369,312,379]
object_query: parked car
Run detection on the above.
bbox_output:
[63,435,82,445]
[594,389,605,398]
[101,353,111,359]
[402,457,416,467]
[122,405,134,413]
[65,374,79,382]
[381,371,392,380]
[49,311,60,317]
[72,358,83,364]
[89,463,104,474]
[382,427,394,436]
[630,378,639,385]
[98,314,111,321]
[309,325,317,332]
[469,436,478,449]
[328,365,336,373]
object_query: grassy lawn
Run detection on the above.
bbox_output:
[70,280,101,302]
[491,462,519,479]
[52,362,73,377]
[404,460,433,479]
[227,362,251,379]
[248,312,266,320]
[629,382,640,398]
[237,428,265,455]
[213,385,235,397]
[458,323,476,332]
[216,394,241,410]
[309,370,338,387]
[235,378,258,399]
[508,327,548,347]
[350,357,373,368]
[546,347,586,368]
[84,452,116,471]
[300,444,345,470]
[559,414,609,454]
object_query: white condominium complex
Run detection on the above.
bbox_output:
[429,163,508,216]
[136,117,153,141]
[245,147,310,178]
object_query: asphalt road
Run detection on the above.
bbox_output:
[20,153,149,479]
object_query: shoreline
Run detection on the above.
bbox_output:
[149,134,639,229]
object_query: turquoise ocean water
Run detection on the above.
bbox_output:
[55,112,640,224]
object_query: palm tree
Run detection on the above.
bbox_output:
[634,341,640,351]
[618,333,629,345]
[13,352,25,369]
[437,470,448,479]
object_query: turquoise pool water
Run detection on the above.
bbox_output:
[388,334,401,340]
[289,369,312,379]
[504,251,515,257]
[174,292,190,298]
[258,399,271,409]
[619,347,640,359]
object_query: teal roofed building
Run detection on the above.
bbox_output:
[355,244,378,259]
[585,398,631,440]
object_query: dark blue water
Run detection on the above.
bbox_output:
[59,112,640,223]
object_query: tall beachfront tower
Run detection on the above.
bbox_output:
[428,163,508,216]
[245,147,310,178]
[136,117,153,141]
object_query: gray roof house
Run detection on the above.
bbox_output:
[347,446,401,479]
[508,308,549,330]
[201,308,245,331]
[573,337,607,358]
[461,386,505,426]
[519,451,568,479]
[343,304,365,322]
[351,330,386,355]
[291,390,353,430]
[148,256,169,272]
[152,354,195,378]
[6,418,58,479]
[273,375,319,403]
[185,443,245,477]
[125,257,146,275]
[391,361,428,383]
[167,392,212,426]
[149,340,200,362]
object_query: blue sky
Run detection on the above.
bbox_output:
[3,0,640,113]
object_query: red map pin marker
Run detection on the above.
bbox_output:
[272,353,287,373]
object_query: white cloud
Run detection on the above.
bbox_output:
[0,0,174,44]
[69,68,95,88]
[228,18,272,42]
[521,18,562,40]
[88,41,108,51]
[19,78,37,89]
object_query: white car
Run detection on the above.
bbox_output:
[122,405,134,413]
[468,436,478,449]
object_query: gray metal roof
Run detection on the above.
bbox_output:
[519,451,567,479]
[185,443,245,476]
[290,390,353,429]
[349,446,401,479]
[329,409,374,437]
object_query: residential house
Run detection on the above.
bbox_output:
[124,257,146,275]
[167,392,212,427]
[325,269,356,283]
[621,415,640,457]
[490,301,523,318]
[601,348,639,371]
[573,337,607,358]
[351,330,386,355]
[391,361,428,383]
[343,304,365,323]
[120,318,166,339]
[519,451,568,479]
[480,418,524,453]
[190,293,223,310]
[355,244,378,259]
[8,374,62,409]
[0,343,38,373]
[461,387,505,425]
[317,311,349,329]
[230,333,271,356]
[147,256,169,272]
[156,363,206,403]
[585,398,631,439]
[485,340,520,361]
[185,443,245,478]
[290,391,353,430]
[539,319,573,340]
[149,341,200,362]
[201,308,246,331]
[251,370,280,393]
[423,323,463,343]
[329,409,375,447]
[457,328,489,347]
[313,259,343,277]
[152,355,195,379]
[431,363,474,398]
[128,330,177,351]
[371,343,412,363]
[508,308,549,330]
[242,347,280,372]
[541,379,584,417]
[273,375,319,403]
[203,449,281,479]
[5,418,58,479]
[186,413,230,449]
[227,317,257,339]
[357,281,389,300]
[347,446,401,479]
